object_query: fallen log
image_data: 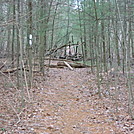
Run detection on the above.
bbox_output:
[44,57,72,62]
[2,61,93,73]
[57,61,90,68]
[45,64,64,68]
[3,68,17,73]
[2,67,30,73]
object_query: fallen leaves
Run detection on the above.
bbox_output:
[0,67,134,133]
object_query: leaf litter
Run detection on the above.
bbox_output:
[0,67,134,134]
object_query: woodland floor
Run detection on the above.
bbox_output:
[0,60,134,134]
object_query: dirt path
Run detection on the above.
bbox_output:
[1,68,133,134]
[26,68,118,134]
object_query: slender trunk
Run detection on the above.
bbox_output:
[16,0,20,89]
[107,2,112,67]
[6,5,11,57]
[12,0,15,67]
[27,0,33,88]
[93,0,101,98]
[77,0,85,63]
[48,2,58,68]
[64,0,70,57]
[127,0,134,119]
[83,0,87,59]
[39,0,48,74]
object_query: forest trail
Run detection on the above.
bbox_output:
[1,67,133,134]
[27,68,119,134]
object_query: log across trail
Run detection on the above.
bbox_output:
[1,59,93,73]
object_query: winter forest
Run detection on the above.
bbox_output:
[0,0,134,133]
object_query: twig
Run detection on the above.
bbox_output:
[6,99,21,124]
[0,61,7,70]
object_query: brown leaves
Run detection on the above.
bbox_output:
[1,67,134,133]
